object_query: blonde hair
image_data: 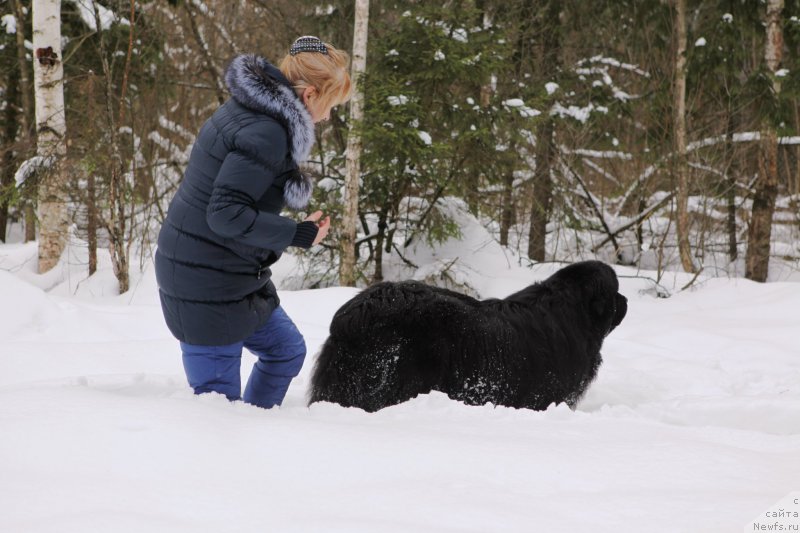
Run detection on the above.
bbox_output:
[279,42,353,110]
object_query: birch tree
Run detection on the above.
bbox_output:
[32,0,69,272]
[339,0,369,286]
[745,0,784,282]
[673,0,696,273]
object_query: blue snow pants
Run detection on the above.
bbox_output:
[180,306,306,409]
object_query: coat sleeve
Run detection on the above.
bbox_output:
[206,120,299,251]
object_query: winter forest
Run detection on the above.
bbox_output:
[1,0,799,288]
[2,1,800,532]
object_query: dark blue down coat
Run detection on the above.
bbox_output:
[155,54,318,346]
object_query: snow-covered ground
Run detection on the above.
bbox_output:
[1,222,799,532]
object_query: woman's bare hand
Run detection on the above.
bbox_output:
[305,210,331,245]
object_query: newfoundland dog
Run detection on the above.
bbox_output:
[308,260,627,412]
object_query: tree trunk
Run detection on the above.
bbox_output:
[6,0,36,243]
[745,0,783,282]
[791,99,800,217]
[724,106,739,262]
[528,118,555,261]
[372,210,387,284]
[527,0,559,262]
[13,0,35,224]
[476,0,492,109]
[339,0,369,287]
[513,0,536,255]
[0,64,20,242]
[673,0,696,273]
[33,0,69,272]
[12,0,34,132]
[636,195,646,255]
[85,74,98,274]
[746,132,779,282]
[25,205,37,242]
[94,1,130,293]
[87,172,98,275]
[499,172,514,246]
[15,0,36,244]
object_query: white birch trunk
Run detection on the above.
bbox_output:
[673,0,696,273]
[32,0,69,273]
[339,0,369,287]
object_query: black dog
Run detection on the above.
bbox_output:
[308,261,627,412]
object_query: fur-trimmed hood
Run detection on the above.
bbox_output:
[224,54,315,209]
[224,54,315,166]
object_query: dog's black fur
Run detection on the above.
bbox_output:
[308,261,627,412]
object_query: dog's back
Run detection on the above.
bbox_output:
[326,281,482,339]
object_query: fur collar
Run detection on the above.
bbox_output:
[224,54,315,209]
[224,54,315,164]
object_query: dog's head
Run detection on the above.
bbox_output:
[550,261,627,336]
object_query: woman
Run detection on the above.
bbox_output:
[155,37,352,409]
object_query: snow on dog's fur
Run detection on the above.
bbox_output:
[309,261,628,411]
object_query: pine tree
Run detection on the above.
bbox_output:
[348,1,510,280]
